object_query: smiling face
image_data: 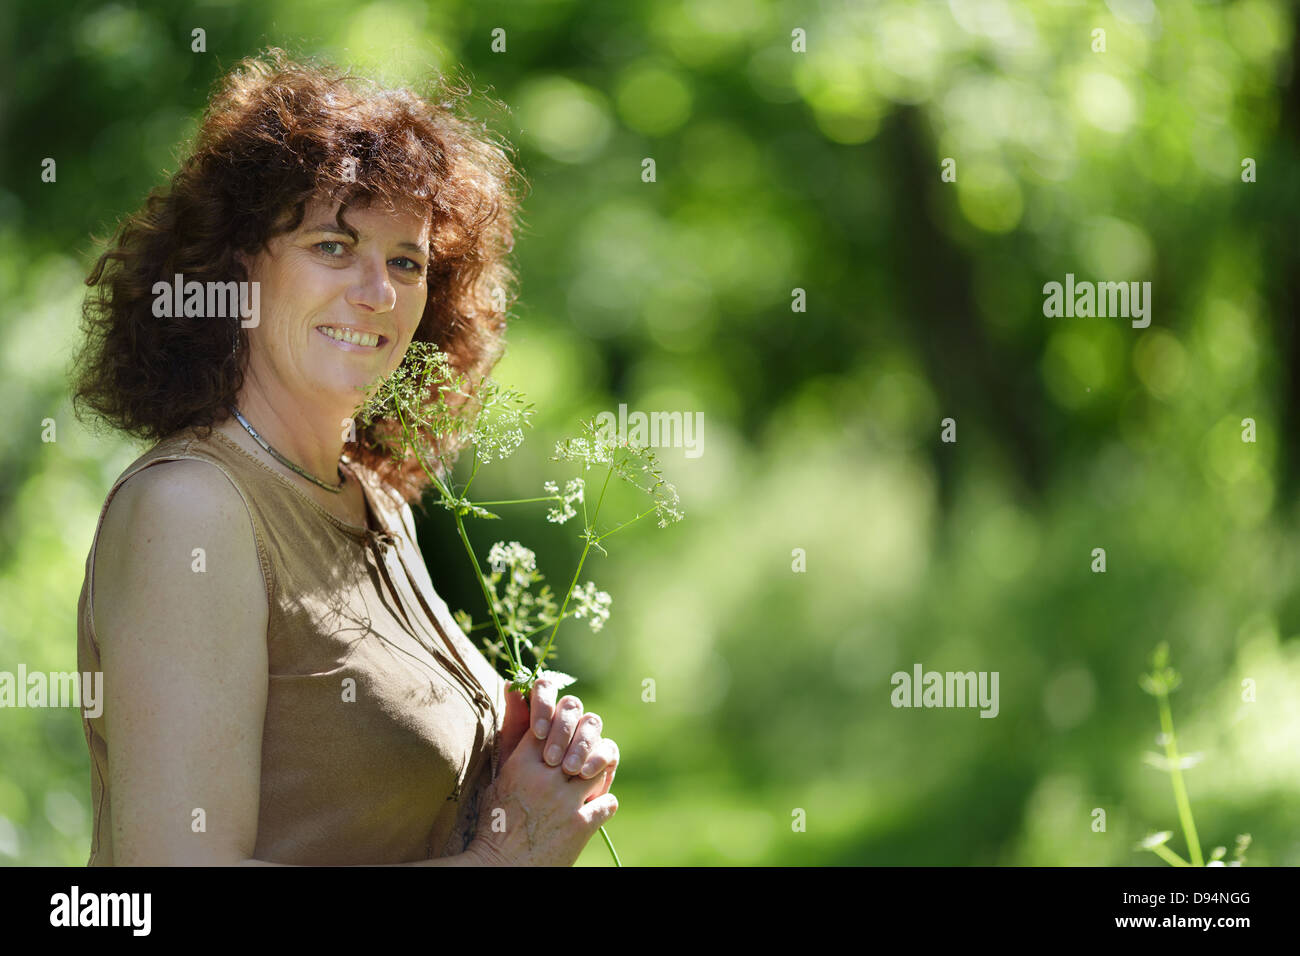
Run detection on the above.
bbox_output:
[237,195,433,413]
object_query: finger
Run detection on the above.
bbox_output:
[576,737,618,782]
[582,762,616,800]
[577,792,618,830]
[543,694,583,766]
[561,713,603,775]
[530,677,558,740]
[499,687,530,761]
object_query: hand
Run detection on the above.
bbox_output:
[468,678,621,865]
[528,679,619,799]
[469,726,618,866]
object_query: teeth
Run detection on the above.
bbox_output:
[320,326,380,348]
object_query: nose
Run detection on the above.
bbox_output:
[346,253,397,313]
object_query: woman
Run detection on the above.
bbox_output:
[69,48,619,866]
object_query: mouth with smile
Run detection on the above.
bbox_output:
[315,324,388,351]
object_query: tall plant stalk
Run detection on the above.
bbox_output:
[1137,642,1250,868]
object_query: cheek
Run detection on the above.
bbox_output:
[408,286,429,318]
[276,256,338,299]
[398,303,426,341]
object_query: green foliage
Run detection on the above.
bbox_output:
[3,0,1297,866]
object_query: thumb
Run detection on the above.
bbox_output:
[578,792,618,830]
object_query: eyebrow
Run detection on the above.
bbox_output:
[304,222,429,258]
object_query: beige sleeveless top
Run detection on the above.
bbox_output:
[76,424,506,865]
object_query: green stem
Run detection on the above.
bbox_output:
[532,464,616,675]
[597,506,657,542]
[461,449,480,498]
[598,825,622,867]
[394,403,454,501]
[1151,843,1189,867]
[394,403,517,675]
[452,512,519,674]
[475,611,581,640]
[1157,690,1203,867]
[472,496,563,506]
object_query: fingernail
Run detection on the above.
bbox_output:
[564,755,581,773]
[546,745,562,764]
[534,719,550,738]
[579,760,596,777]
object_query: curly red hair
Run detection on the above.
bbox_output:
[70,46,527,504]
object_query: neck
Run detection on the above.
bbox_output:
[230,367,356,487]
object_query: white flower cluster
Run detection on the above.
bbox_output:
[481,540,559,672]
[571,580,612,632]
[473,417,526,464]
[542,477,585,524]
[651,480,684,528]
[471,379,532,464]
[551,425,617,471]
[551,418,683,529]
[487,540,537,583]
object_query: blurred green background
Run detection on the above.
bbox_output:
[1,0,1298,866]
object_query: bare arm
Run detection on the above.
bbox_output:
[94,460,269,865]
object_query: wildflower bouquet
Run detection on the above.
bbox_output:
[354,341,684,865]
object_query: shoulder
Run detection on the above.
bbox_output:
[93,457,269,639]
[101,457,252,549]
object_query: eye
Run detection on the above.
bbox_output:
[391,257,422,273]
[315,240,346,257]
